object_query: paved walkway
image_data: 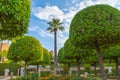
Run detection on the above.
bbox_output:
[0,76,16,80]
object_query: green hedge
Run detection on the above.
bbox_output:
[9,73,38,80]
[40,71,51,77]
[0,63,21,76]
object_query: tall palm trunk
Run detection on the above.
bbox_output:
[95,43,107,80]
[54,30,57,74]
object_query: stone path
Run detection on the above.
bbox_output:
[0,76,16,80]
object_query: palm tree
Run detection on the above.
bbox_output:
[47,18,64,74]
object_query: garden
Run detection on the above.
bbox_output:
[0,0,120,80]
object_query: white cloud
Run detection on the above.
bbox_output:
[57,31,68,47]
[29,26,40,31]
[38,29,54,38]
[29,26,54,38]
[33,6,64,21]
[64,10,76,23]
[72,0,120,10]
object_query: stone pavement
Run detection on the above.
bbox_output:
[0,76,16,80]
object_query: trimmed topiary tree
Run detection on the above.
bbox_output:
[0,0,31,40]
[58,47,75,75]
[42,48,51,65]
[8,36,43,74]
[58,47,64,64]
[69,4,120,80]
[64,39,88,76]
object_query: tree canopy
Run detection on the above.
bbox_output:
[64,39,74,59]
[58,47,64,64]
[69,4,120,49]
[7,36,43,65]
[0,0,31,40]
[42,48,51,65]
[64,39,89,76]
[69,4,120,80]
[47,18,64,33]
[103,46,120,59]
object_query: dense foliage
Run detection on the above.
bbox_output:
[64,39,74,59]
[0,63,21,76]
[0,50,8,62]
[70,4,120,48]
[64,39,89,76]
[69,4,120,80]
[7,36,43,65]
[0,0,31,40]
[58,47,64,63]
[42,48,51,65]
[103,46,120,76]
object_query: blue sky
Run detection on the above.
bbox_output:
[27,0,120,51]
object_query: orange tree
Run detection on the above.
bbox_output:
[69,4,120,80]
[64,39,89,76]
[0,0,31,40]
[42,48,51,65]
[58,47,75,74]
[7,36,43,74]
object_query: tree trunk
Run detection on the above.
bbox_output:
[0,42,3,62]
[54,31,57,74]
[76,58,80,77]
[68,63,71,75]
[36,64,40,80]
[0,41,2,52]
[24,62,27,75]
[94,42,107,80]
[93,62,97,77]
[36,64,39,73]
[19,67,21,76]
[115,57,119,77]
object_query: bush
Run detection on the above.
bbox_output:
[9,73,38,80]
[0,63,21,76]
[84,64,91,72]
[48,75,96,80]
[48,76,60,80]
[40,71,51,77]
[49,64,54,70]
[63,64,69,74]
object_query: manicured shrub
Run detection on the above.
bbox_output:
[40,71,51,77]
[0,63,21,76]
[9,73,38,80]
[84,64,91,73]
